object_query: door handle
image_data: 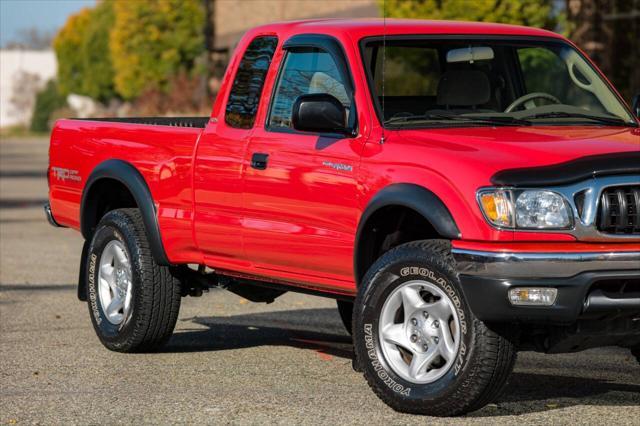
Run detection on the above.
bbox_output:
[251,153,269,170]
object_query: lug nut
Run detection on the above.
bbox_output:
[433,320,440,328]
[422,311,429,319]
[410,334,418,343]
[434,337,439,344]
[422,344,428,351]
[411,318,418,326]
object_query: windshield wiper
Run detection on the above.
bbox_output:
[518,111,630,126]
[385,113,531,126]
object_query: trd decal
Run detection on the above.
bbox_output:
[51,167,81,182]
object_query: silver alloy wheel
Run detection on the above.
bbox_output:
[378,280,461,384]
[98,240,133,325]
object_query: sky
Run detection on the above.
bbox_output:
[0,0,95,47]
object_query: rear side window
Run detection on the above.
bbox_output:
[225,36,278,129]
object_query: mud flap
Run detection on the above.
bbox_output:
[77,239,90,301]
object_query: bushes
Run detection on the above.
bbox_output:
[110,0,205,100]
[30,80,67,133]
[54,1,115,103]
[381,0,556,30]
[54,0,205,108]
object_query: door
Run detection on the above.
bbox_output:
[193,35,278,267]
[242,40,365,289]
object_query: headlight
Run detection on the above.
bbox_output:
[478,189,572,229]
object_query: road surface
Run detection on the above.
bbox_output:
[1,137,638,424]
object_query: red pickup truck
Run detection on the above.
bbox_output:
[47,19,639,416]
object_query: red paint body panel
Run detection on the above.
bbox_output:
[48,19,640,295]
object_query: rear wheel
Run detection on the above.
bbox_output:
[86,208,181,352]
[353,240,516,416]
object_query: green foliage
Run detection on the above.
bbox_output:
[53,2,115,103]
[110,0,205,100]
[380,0,556,29]
[54,8,90,98]
[30,80,67,133]
[81,1,116,101]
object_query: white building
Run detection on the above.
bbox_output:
[0,49,57,128]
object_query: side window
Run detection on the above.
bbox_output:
[268,49,350,130]
[225,36,278,129]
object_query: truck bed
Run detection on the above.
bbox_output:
[75,116,209,128]
[48,117,206,263]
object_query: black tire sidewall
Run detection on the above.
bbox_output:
[86,213,142,347]
[355,247,474,403]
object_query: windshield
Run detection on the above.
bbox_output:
[361,37,636,128]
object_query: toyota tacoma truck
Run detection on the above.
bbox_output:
[46,19,640,416]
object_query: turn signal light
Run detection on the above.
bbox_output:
[479,190,513,227]
[508,287,558,306]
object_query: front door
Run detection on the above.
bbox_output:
[242,42,365,291]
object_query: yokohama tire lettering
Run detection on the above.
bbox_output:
[87,253,101,325]
[364,324,411,396]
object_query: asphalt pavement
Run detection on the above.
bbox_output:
[1,136,638,425]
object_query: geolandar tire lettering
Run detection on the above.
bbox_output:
[353,240,516,417]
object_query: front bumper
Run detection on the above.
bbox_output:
[452,248,640,323]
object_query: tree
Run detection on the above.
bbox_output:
[109,0,205,100]
[380,0,557,29]
[565,0,639,103]
[80,1,116,102]
[53,8,90,98]
[53,2,116,103]
[4,27,54,50]
[30,80,67,132]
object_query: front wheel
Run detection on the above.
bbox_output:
[86,208,181,352]
[353,240,516,416]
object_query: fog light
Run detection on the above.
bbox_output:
[508,287,557,306]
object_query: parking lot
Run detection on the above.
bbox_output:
[1,137,638,424]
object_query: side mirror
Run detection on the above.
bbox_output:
[632,94,640,118]
[292,93,350,135]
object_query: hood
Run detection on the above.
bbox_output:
[391,125,640,186]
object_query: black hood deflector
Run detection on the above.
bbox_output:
[491,151,640,187]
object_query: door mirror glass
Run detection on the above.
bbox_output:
[292,93,349,135]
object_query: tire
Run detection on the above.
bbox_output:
[632,346,640,364]
[337,300,354,335]
[353,240,516,416]
[85,208,181,352]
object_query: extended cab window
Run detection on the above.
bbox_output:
[225,36,278,129]
[268,49,351,130]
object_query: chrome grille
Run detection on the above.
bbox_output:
[597,186,640,235]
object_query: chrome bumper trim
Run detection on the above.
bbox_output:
[44,203,63,228]
[452,248,640,279]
